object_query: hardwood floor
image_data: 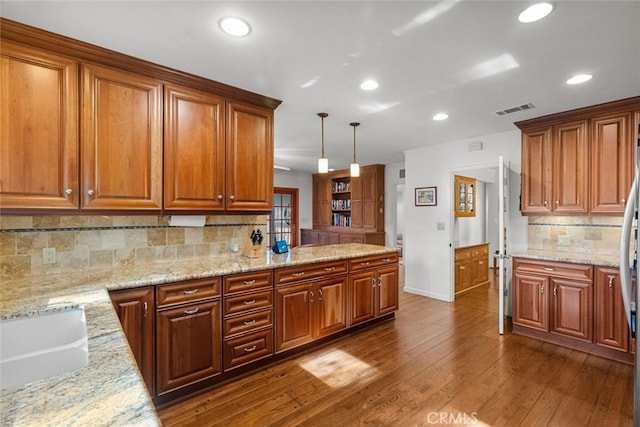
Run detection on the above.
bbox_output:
[158,267,634,426]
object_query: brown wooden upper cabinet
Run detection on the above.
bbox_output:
[454,175,476,217]
[516,97,639,216]
[81,63,163,210]
[0,19,280,214]
[0,41,79,210]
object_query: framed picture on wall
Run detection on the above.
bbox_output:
[415,187,437,206]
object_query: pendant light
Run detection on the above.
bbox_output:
[350,122,360,177]
[317,112,329,173]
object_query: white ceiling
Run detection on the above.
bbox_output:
[2,1,639,173]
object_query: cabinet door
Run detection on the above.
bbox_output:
[552,121,589,214]
[156,300,222,395]
[550,278,593,342]
[81,63,163,210]
[349,270,376,326]
[350,175,363,228]
[226,101,273,211]
[513,273,549,331]
[110,287,154,393]
[455,260,472,293]
[316,276,347,338]
[376,266,399,316]
[361,166,383,230]
[590,113,633,214]
[164,84,226,210]
[312,174,332,228]
[275,283,314,353]
[0,42,79,209]
[521,127,552,214]
[300,229,319,245]
[595,267,629,352]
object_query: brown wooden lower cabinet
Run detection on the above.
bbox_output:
[300,228,385,246]
[454,243,489,295]
[110,286,155,393]
[349,254,399,327]
[513,258,633,364]
[110,252,399,406]
[275,274,348,353]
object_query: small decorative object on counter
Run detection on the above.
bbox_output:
[243,229,264,258]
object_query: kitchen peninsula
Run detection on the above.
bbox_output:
[0,243,399,426]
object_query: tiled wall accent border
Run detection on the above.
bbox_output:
[0,223,265,233]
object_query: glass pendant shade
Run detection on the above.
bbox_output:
[350,122,360,177]
[350,162,360,177]
[318,157,329,173]
[317,112,329,173]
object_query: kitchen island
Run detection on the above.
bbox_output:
[0,243,398,426]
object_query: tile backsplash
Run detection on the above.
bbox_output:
[527,216,624,256]
[0,215,267,279]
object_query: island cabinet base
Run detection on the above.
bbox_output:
[110,248,400,408]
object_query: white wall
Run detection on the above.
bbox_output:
[403,129,527,302]
[274,170,313,244]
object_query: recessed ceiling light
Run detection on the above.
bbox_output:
[433,113,448,121]
[518,3,554,23]
[219,17,251,37]
[360,80,379,91]
[566,74,593,85]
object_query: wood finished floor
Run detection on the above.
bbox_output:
[158,268,634,426]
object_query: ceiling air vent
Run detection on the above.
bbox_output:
[494,102,535,116]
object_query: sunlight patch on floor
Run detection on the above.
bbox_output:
[299,349,377,388]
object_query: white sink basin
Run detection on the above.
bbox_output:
[0,308,88,389]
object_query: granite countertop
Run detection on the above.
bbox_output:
[0,243,398,426]
[510,249,621,268]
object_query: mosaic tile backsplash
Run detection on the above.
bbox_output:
[527,216,624,256]
[0,215,267,279]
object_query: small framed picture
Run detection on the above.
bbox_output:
[415,186,437,206]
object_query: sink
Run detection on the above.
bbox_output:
[0,308,89,389]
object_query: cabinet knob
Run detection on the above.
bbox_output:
[555,200,559,205]
[217,194,223,200]
[65,188,73,196]
[622,198,626,204]
[229,195,235,201]
[87,189,95,196]
[543,200,548,206]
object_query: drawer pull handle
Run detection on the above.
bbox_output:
[324,267,336,271]
[478,261,484,264]
[183,289,199,295]
[184,308,199,315]
[243,299,256,305]
[553,286,557,296]
[543,267,554,272]
[382,258,391,262]
[292,272,305,277]
[319,289,324,300]
[244,345,257,353]
[360,262,370,266]
[243,280,256,285]
[608,275,615,288]
[244,319,256,326]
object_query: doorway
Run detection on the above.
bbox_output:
[268,187,299,248]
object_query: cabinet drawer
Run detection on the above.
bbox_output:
[224,270,272,295]
[223,328,273,370]
[514,258,592,281]
[472,246,488,258]
[224,309,273,337]
[349,253,399,272]
[275,260,348,286]
[455,248,472,261]
[156,277,221,308]
[224,289,273,315]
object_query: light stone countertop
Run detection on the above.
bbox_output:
[510,249,621,268]
[0,243,398,426]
